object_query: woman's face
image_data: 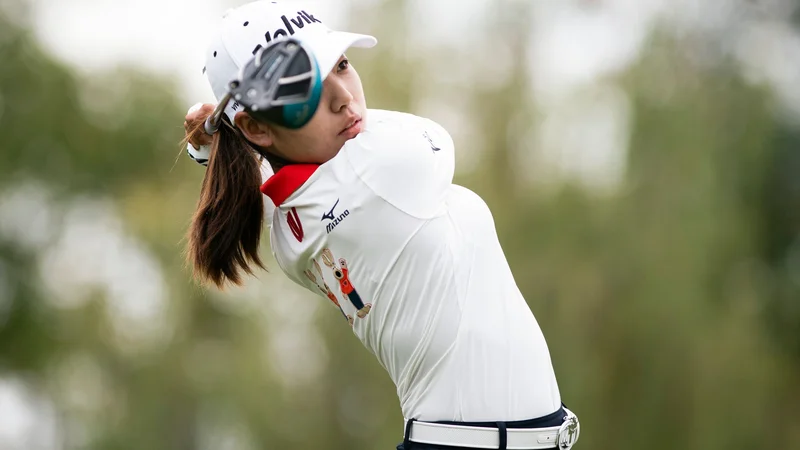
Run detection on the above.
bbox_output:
[236,55,367,164]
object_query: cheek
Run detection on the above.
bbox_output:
[306,112,334,138]
[354,90,367,109]
[302,117,337,152]
[349,73,367,107]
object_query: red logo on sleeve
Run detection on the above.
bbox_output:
[287,207,304,242]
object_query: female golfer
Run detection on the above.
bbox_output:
[183,2,579,449]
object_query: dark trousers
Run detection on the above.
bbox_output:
[396,406,567,450]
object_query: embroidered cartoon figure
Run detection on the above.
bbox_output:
[304,265,352,326]
[321,248,372,319]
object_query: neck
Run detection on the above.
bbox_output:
[264,151,296,172]
[242,138,297,173]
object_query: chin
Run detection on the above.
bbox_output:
[321,147,343,163]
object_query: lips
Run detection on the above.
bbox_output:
[339,116,363,139]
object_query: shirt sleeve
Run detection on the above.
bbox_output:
[344,113,455,219]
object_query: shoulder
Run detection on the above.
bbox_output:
[336,109,456,218]
[347,109,452,154]
[365,109,449,133]
[366,109,422,123]
[366,109,454,153]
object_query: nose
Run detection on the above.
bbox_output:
[324,75,354,113]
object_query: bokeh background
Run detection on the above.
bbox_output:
[1,0,799,449]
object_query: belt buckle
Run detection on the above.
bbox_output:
[557,410,580,450]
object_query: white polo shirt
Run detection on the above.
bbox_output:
[262,109,562,422]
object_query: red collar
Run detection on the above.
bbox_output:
[260,164,320,206]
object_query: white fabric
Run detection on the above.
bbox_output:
[203,1,377,122]
[269,110,562,422]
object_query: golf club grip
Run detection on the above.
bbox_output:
[204,93,233,135]
[203,116,217,136]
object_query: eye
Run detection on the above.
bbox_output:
[337,58,350,72]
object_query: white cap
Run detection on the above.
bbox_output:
[204,1,378,123]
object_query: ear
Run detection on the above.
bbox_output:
[234,112,274,148]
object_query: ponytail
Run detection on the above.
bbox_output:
[184,116,267,288]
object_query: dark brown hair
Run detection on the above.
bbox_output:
[182,114,269,288]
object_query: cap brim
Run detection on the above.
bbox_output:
[301,30,377,80]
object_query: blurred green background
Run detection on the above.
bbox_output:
[1,0,799,449]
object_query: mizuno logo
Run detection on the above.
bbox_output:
[322,199,350,234]
[251,11,323,55]
[321,199,340,222]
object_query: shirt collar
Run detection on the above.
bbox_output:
[260,164,320,206]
